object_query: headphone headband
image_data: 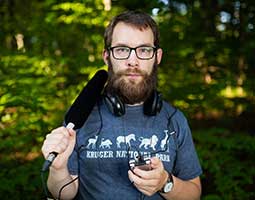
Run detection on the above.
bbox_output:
[103,91,162,116]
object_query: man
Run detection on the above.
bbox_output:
[41,10,202,200]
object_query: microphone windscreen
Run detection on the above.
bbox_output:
[64,70,108,129]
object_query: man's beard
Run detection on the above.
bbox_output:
[105,60,158,104]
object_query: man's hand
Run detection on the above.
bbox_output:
[128,157,168,196]
[41,126,76,170]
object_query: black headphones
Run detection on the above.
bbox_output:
[103,90,163,117]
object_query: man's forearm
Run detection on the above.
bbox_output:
[47,167,78,200]
[161,176,201,200]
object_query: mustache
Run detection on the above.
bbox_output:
[115,68,147,77]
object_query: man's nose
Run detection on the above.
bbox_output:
[127,49,138,67]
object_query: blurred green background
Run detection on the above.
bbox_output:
[0,0,254,199]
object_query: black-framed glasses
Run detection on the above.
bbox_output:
[108,46,157,60]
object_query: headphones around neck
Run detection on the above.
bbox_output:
[103,90,163,117]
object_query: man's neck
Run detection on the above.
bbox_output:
[126,102,143,106]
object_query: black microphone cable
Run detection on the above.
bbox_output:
[41,170,50,199]
[41,168,79,200]
[57,176,79,200]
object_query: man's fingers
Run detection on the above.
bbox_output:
[67,127,76,136]
[41,126,76,158]
[150,157,162,169]
[128,170,159,196]
[128,170,159,187]
[132,166,162,180]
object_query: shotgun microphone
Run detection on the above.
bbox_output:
[41,70,108,172]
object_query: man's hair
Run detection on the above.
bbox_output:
[104,10,160,49]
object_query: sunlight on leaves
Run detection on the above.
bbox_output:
[220,86,247,98]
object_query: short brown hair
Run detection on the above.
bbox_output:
[104,10,160,49]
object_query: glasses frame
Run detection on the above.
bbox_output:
[108,46,158,60]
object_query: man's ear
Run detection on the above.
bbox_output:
[103,49,110,66]
[156,48,163,65]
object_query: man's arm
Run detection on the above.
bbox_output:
[47,167,78,200]
[41,126,78,199]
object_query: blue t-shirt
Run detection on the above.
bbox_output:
[68,100,202,199]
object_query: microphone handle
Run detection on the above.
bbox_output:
[41,122,75,172]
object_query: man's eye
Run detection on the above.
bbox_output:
[140,47,152,53]
[115,47,129,52]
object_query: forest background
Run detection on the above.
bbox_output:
[0,0,254,199]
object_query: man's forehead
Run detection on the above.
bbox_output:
[111,22,154,46]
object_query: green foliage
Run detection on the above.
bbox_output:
[156,0,255,120]
[193,128,255,200]
[0,157,44,200]
[0,0,254,199]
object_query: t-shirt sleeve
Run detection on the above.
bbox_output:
[67,143,79,176]
[172,111,202,180]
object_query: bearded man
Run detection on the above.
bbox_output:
[42,10,202,200]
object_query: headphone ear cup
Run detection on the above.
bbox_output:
[103,93,125,116]
[143,91,162,116]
